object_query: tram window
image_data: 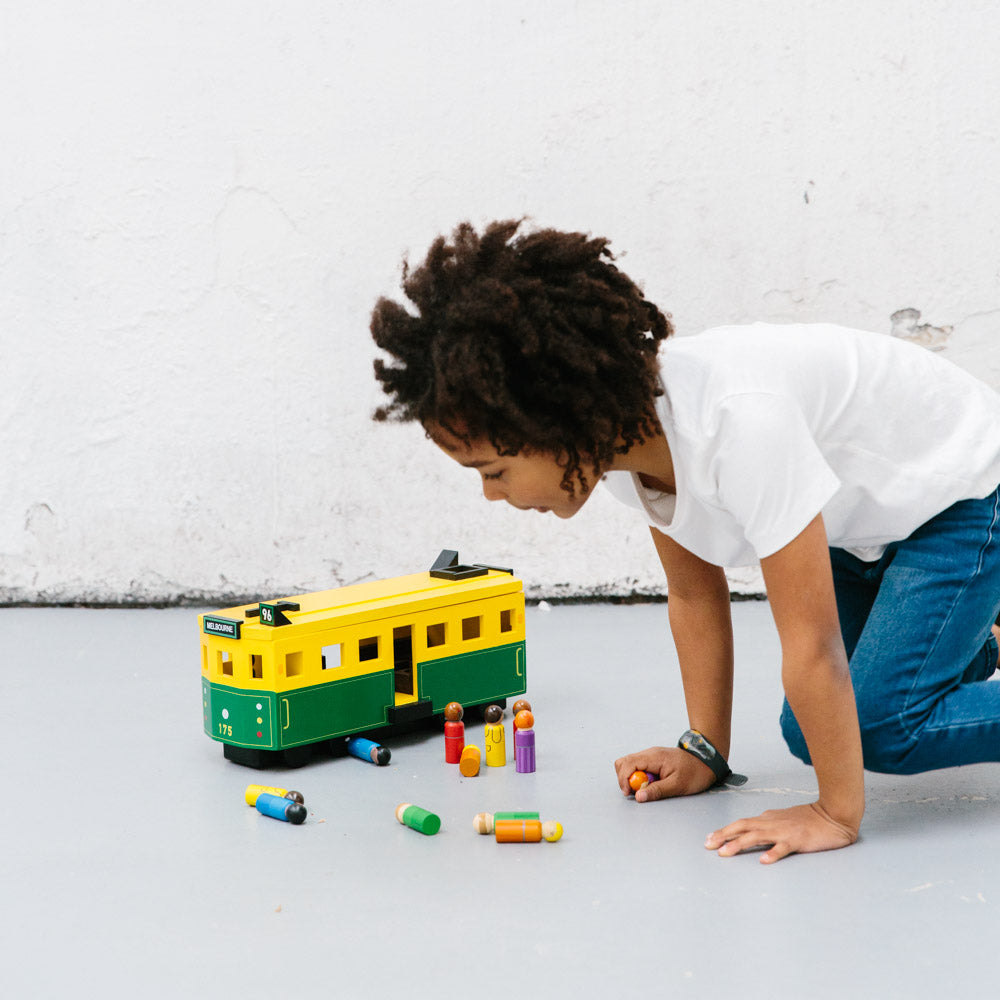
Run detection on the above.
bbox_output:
[426,622,446,648]
[359,637,379,662]
[462,616,481,641]
[285,651,305,677]
[251,654,263,679]
[500,609,513,633]
[220,650,234,677]
[321,643,342,670]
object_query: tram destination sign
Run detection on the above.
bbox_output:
[203,615,242,639]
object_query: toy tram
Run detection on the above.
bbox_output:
[200,550,527,768]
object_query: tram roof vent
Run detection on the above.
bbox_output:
[429,549,512,581]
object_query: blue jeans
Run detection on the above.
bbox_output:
[780,485,1000,774]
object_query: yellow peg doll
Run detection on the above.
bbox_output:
[484,704,506,767]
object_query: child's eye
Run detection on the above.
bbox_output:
[482,471,503,481]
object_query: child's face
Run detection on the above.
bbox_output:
[427,425,594,520]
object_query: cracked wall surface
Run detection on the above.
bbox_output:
[1,1,999,604]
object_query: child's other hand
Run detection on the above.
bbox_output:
[705,802,858,864]
[614,746,718,800]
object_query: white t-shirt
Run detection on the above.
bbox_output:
[602,323,1000,567]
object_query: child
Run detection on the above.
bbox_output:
[370,220,1000,864]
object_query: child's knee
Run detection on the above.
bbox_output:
[782,704,915,773]
[858,720,920,774]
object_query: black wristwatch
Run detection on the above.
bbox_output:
[678,729,748,787]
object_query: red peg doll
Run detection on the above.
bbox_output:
[444,701,465,763]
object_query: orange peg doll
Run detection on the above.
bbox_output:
[474,812,563,843]
[484,704,506,767]
[494,818,562,843]
[512,699,532,740]
[459,744,481,776]
[444,701,465,763]
[514,709,535,773]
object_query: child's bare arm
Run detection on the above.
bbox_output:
[706,513,864,863]
[614,528,735,799]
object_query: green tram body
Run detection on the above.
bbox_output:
[200,552,527,768]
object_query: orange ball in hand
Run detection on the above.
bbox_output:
[629,769,653,793]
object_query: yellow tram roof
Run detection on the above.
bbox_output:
[202,567,523,640]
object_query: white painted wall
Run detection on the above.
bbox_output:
[2,0,998,604]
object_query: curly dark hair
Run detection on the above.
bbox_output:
[370,219,674,494]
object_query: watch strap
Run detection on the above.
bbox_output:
[678,729,748,787]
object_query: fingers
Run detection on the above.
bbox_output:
[760,843,795,865]
[705,823,788,863]
[635,777,672,803]
[633,774,699,802]
[705,803,858,864]
[613,747,669,795]
[615,746,719,800]
[613,756,634,794]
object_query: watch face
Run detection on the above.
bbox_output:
[685,732,715,761]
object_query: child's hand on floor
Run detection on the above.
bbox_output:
[705,801,859,864]
[614,746,719,800]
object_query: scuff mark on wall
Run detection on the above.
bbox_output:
[762,279,843,316]
[25,502,56,536]
[890,308,952,350]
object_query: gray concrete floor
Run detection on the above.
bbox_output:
[3,601,998,998]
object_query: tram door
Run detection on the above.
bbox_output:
[393,625,414,695]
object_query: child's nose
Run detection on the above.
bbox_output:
[482,479,505,502]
